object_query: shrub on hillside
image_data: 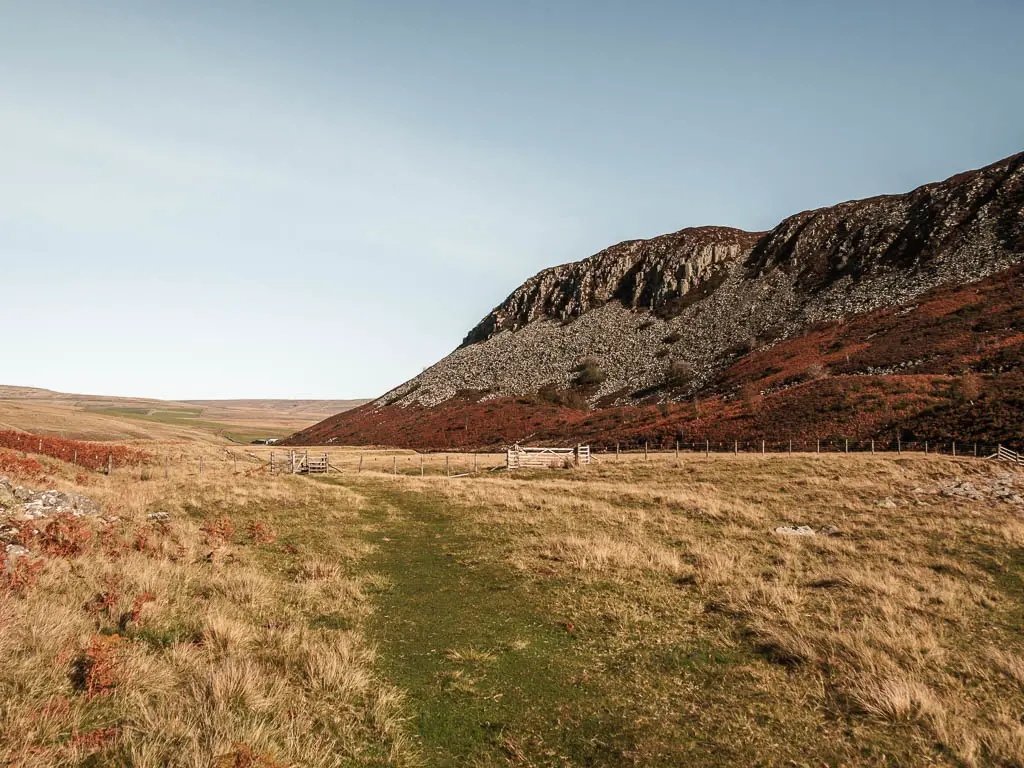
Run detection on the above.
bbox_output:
[573,358,606,388]
[665,360,694,388]
[728,335,759,357]
[741,382,762,416]
[804,363,830,381]
[951,372,982,404]
[536,383,590,410]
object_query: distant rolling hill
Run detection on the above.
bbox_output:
[287,151,1024,450]
[0,386,368,443]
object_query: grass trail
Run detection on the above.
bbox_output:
[329,477,644,767]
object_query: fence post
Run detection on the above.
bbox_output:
[358,453,363,473]
[474,453,478,473]
[644,442,648,461]
[446,454,450,477]
[393,456,397,475]
[952,441,957,457]
[705,438,710,458]
[816,439,820,454]
[973,443,977,457]
[897,438,901,455]
[73,449,77,465]
[420,454,424,476]
[925,440,928,454]
[844,439,849,454]
[788,440,792,456]
[616,442,620,460]
[675,441,679,463]
[871,439,875,454]
[107,454,112,476]
[762,440,765,455]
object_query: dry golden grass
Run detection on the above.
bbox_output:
[383,453,1024,766]
[0,450,415,767]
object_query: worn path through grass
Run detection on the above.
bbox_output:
[321,475,647,767]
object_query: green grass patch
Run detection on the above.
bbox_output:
[84,407,291,443]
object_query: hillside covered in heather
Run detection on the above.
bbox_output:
[287,151,1024,450]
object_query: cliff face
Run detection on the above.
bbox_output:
[286,151,1024,448]
[746,152,1024,288]
[462,226,763,345]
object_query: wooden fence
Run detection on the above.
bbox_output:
[990,445,1024,466]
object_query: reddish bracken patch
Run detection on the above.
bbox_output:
[246,521,276,545]
[201,517,235,546]
[68,726,119,751]
[0,552,46,596]
[38,514,94,558]
[0,449,45,478]
[77,634,121,698]
[85,575,122,620]
[0,431,150,472]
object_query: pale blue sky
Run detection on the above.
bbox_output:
[1,0,1021,399]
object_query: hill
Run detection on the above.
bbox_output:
[0,386,368,443]
[287,151,1024,450]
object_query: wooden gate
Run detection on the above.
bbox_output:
[271,450,330,474]
[507,444,590,469]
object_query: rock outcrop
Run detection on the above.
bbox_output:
[462,226,763,345]
[0,476,100,520]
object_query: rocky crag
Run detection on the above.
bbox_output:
[288,151,1024,449]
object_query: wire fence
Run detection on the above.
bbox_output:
[61,439,1017,483]
[594,437,1001,457]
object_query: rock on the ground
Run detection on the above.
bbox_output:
[775,525,816,536]
[939,474,1024,504]
[0,477,100,520]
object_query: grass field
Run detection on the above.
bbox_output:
[2,407,1024,766]
[0,385,368,442]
